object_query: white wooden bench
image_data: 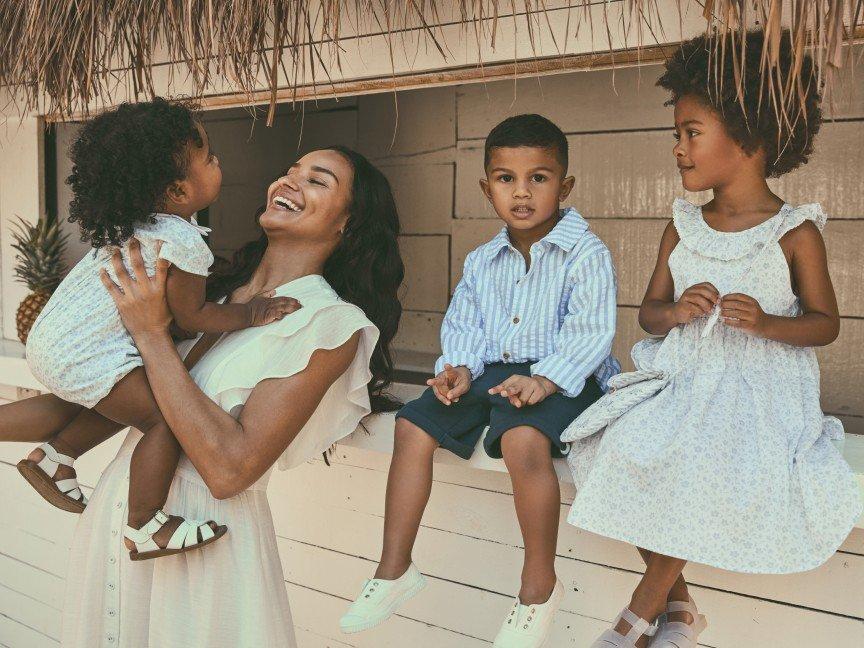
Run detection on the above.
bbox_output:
[1,339,861,528]
[343,383,864,528]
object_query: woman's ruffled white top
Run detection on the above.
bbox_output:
[61,274,378,647]
[563,199,862,574]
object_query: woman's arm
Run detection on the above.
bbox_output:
[134,327,359,499]
[101,239,360,499]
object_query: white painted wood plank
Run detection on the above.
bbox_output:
[273,459,864,622]
[286,583,492,648]
[0,584,60,640]
[273,478,864,646]
[0,614,57,648]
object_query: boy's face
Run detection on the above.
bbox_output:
[169,123,223,216]
[672,94,765,192]
[480,146,574,233]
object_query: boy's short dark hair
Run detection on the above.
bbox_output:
[657,29,822,178]
[67,97,204,249]
[484,114,568,172]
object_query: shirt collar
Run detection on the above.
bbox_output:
[485,207,588,260]
[189,214,212,237]
[153,212,212,237]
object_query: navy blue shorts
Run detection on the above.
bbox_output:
[396,362,603,459]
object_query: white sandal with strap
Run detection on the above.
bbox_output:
[591,607,658,648]
[650,598,707,648]
[17,442,88,513]
[124,509,228,561]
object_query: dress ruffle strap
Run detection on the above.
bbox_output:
[671,199,828,261]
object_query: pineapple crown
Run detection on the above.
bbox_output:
[11,216,68,293]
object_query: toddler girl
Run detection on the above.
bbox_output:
[562,31,863,648]
[7,98,297,560]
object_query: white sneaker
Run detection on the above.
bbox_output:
[493,580,565,648]
[339,563,427,634]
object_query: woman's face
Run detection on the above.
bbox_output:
[260,149,354,242]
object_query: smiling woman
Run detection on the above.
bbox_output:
[45,146,407,647]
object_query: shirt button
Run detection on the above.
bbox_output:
[116,501,123,509]
[512,316,520,324]
[108,556,116,564]
[107,583,115,591]
[111,529,118,536]
[106,634,115,642]
[107,609,116,617]
[503,352,511,360]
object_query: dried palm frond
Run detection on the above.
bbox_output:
[0,1,860,124]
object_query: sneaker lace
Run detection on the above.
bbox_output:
[361,579,382,601]
[504,600,538,632]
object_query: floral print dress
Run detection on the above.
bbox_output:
[564,199,862,574]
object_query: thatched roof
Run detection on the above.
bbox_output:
[1,1,862,123]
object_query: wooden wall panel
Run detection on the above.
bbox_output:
[399,236,450,312]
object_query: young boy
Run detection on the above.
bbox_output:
[340,114,620,647]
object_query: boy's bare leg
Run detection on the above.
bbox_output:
[375,418,439,580]
[93,367,215,549]
[500,426,561,605]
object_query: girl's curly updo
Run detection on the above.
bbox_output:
[657,29,823,178]
[67,97,203,248]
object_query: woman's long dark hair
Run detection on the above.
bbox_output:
[206,146,405,413]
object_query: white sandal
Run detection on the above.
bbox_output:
[651,598,707,647]
[591,607,657,647]
[17,442,87,513]
[124,509,227,561]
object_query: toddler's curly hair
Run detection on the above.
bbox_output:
[67,97,203,248]
[657,29,823,177]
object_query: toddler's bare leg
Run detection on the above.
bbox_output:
[94,367,215,549]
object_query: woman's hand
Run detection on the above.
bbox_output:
[99,238,173,340]
[673,282,719,325]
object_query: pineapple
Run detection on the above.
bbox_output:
[11,217,68,344]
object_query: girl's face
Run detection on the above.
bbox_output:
[260,149,353,243]
[180,123,223,214]
[672,94,764,192]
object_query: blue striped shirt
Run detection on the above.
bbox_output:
[435,208,621,397]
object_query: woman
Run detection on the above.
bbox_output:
[5,146,403,647]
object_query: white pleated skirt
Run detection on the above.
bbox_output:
[61,430,296,647]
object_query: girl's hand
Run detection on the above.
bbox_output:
[246,294,302,327]
[488,374,558,408]
[427,364,471,405]
[673,282,719,324]
[721,293,769,336]
[99,238,173,339]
